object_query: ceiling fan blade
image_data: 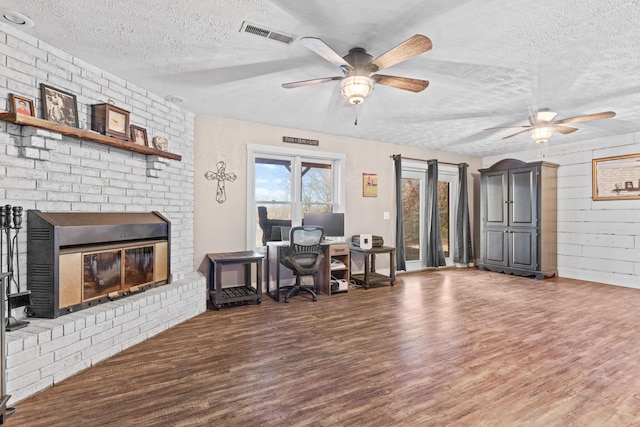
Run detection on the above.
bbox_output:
[553,125,578,134]
[369,34,433,72]
[372,75,429,92]
[553,111,616,125]
[299,37,353,72]
[282,76,342,89]
[502,128,532,140]
[484,125,532,131]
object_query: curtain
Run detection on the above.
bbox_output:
[454,163,473,265]
[425,159,446,267]
[393,155,406,271]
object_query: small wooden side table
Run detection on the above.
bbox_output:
[207,251,263,310]
[350,246,396,289]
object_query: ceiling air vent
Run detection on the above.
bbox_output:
[240,21,295,45]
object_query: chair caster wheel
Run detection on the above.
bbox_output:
[256,298,262,304]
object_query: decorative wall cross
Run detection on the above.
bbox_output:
[205,161,237,203]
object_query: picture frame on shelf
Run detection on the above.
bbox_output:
[592,153,640,201]
[9,94,35,117]
[91,103,131,141]
[40,84,79,127]
[130,125,148,146]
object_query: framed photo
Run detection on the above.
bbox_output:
[9,94,35,117]
[91,103,131,141]
[130,125,148,146]
[40,84,79,127]
[592,153,640,201]
[363,173,378,197]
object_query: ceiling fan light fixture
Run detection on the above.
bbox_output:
[340,76,375,105]
[530,126,554,144]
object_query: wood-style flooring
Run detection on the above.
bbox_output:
[7,269,640,426]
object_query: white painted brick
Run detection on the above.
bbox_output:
[6,352,54,382]
[5,345,39,369]
[6,370,41,394]
[21,146,39,159]
[45,138,58,149]
[5,144,20,156]
[21,135,45,148]
[53,360,92,384]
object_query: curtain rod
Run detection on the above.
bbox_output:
[390,154,467,167]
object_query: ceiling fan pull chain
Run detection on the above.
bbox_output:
[354,104,359,126]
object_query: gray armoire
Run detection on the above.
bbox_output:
[478,158,558,280]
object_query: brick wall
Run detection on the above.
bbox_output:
[0,22,202,403]
[0,22,196,292]
[5,274,206,403]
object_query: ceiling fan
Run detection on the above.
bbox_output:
[485,108,616,144]
[282,34,432,105]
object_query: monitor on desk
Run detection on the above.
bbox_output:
[302,212,345,240]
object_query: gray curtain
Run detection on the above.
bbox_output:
[393,155,406,271]
[425,159,446,267]
[454,163,473,265]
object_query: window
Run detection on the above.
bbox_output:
[247,144,345,249]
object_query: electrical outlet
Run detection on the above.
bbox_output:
[383,211,390,220]
[173,272,184,281]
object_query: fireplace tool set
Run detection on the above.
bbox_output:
[0,205,31,331]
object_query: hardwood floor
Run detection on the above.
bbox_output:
[7,269,640,426]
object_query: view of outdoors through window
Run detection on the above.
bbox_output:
[438,181,450,257]
[301,162,333,214]
[401,178,421,261]
[254,157,334,247]
[402,177,451,263]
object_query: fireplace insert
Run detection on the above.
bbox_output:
[27,211,171,318]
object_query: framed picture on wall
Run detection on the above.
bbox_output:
[363,173,378,197]
[592,153,640,201]
[9,94,35,117]
[130,125,148,146]
[40,84,79,127]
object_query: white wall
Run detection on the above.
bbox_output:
[193,115,482,274]
[483,132,640,288]
[0,23,196,289]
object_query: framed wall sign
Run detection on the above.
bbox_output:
[592,153,640,200]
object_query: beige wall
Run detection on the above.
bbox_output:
[194,115,482,273]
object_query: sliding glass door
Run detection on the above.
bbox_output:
[401,163,457,270]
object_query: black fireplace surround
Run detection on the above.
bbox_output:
[27,210,171,318]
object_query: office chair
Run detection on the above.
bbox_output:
[279,226,324,303]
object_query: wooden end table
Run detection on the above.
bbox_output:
[207,251,263,310]
[350,246,396,289]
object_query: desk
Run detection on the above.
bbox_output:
[266,241,350,301]
[207,251,263,310]
[350,246,396,288]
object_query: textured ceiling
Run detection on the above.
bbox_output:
[4,0,640,156]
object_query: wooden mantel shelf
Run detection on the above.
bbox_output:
[0,112,181,161]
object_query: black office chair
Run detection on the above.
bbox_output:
[279,226,324,303]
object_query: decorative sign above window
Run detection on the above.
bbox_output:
[282,136,319,146]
